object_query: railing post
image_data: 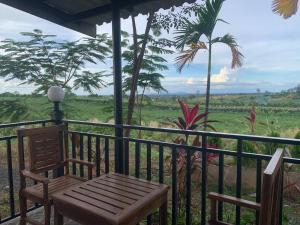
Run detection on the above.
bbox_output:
[51,102,64,125]
[48,86,65,177]
[112,0,124,174]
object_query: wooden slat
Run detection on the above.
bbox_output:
[208,193,261,210]
[52,173,169,225]
[24,176,83,199]
[86,182,141,201]
[71,186,130,209]
[79,184,136,204]
[93,179,148,197]
[111,173,161,187]
[55,194,116,217]
[64,190,122,214]
[107,174,158,189]
[101,176,154,193]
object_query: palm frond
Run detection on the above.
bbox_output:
[175,42,207,72]
[272,0,298,19]
[174,18,203,50]
[212,34,244,69]
[174,0,225,51]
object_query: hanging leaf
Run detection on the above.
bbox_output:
[272,0,298,19]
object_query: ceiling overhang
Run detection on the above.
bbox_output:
[0,0,196,37]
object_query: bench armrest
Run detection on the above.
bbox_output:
[208,192,261,210]
[21,170,50,184]
[67,159,94,179]
[21,170,49,200]
[67,159,94,168]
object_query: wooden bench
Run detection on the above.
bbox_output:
[17,125,94,225]
[52,173,169,225]
[208,148,284,225]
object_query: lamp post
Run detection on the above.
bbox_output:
[47,86,65,125]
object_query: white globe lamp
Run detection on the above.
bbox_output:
[47,86,65,103]
[47,86,65,124]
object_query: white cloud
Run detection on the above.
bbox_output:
[0,78,34,94]
[186,77,194,85]
[211,67,237,83]
[211,67,229,83]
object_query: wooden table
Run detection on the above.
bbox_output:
[52,173,169,225]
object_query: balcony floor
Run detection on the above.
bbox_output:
[3,208,79,225]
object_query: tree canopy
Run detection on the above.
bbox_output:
[0,29,112,94]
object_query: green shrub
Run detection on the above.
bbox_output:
[263,131,283,155]
[292,131,300,158]
[240,141,257,167]
[240,211,256,225]
[208,136,222,148]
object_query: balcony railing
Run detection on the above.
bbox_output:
[0,119,300,225]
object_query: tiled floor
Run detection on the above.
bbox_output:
[2,208,79,225]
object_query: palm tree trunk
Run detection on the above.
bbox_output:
[204,40,212,130]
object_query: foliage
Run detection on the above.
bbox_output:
[174,0,243,126]
[0,29,111,94]
[167,99,218,211]
[245,105,256,134]
[293,131,300,158]
[171,99,215,131]
[174,0,243,68]
[272,0,298,18]
[121,30,172,131]
[240,211,256,225]
[263,130,283,155]
[208,136,222,148]
[152,2,204,33]
[241,141,257,167]
[0,99,32,122]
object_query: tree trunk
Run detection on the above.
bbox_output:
[124,13,155,137]
[204,39,212,130]
[138,86,146,138]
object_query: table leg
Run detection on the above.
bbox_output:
[159,198,168,225]
[54,207,63,225]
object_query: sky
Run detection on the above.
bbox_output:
[0,0,299,95]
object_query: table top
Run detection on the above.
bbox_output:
[52,173,169,225]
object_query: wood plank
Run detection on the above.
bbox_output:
[86,182,141,201]
[71,187,130,209]
[111,173,161,187]
[54,193,117,218]
[64,190,122,214]
[93,179,148,197]
[106,174,158,189]
[101,176,154,193]
[52,173,170,225]
[79,184,136,204]
[208,192,261,210]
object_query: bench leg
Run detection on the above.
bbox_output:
[20,195,27,225]
[159,198,168,225]
[210,198,217,222]
[44,203,51,225]
[54,207,63,225]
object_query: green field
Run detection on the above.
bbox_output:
[1,92,300,224]
[1,92,300,138]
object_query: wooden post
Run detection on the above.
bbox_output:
[112,0,124,174]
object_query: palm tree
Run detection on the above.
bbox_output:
[174,0,243,127]
[272,0,298,18]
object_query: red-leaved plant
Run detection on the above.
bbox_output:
[167,99,218,212]
[174,99,215,132]
[246,105,256,134]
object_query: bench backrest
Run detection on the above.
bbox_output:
[17,125,68,173]
[259,148,284,225]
